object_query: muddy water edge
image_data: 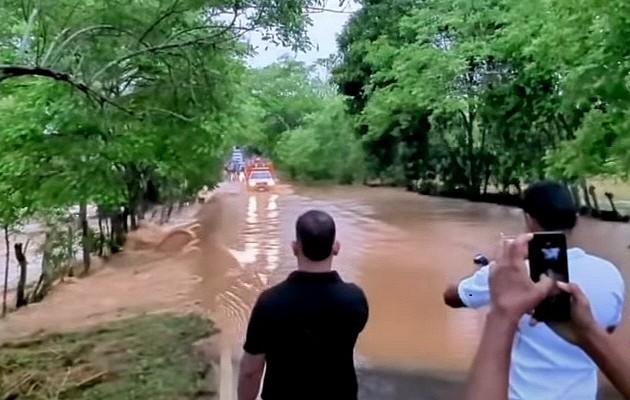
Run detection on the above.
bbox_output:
[205,183,628,400]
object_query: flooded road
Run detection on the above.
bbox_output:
[197,183,629,398]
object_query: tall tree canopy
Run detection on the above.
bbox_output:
[332,0,630,192]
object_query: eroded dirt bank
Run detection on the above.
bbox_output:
[0,188,246,344]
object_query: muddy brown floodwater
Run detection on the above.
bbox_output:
[1,182,625,399]
[193,183,629,399]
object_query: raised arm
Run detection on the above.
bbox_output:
[579,327,630,398]
[444,265,492,309]
[465,309,519,400]
[465,234,554,400]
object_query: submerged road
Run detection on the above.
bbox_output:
[206,182,627,399]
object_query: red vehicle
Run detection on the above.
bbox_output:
[245,159,277,192]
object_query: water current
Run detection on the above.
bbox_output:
[197,183,629,399]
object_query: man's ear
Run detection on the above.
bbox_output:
[524,212,539,232]
[292,241,298,257]
[332,241,340,256]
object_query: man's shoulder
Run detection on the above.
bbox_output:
[340,281,367,297]
[339,281,366,300]
[572,251,623,275]
[570,251,625,288]
[256,281,290,303]
[257,277,367,303]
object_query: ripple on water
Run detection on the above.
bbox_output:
[212,191,379,349]
[205,184,630,381]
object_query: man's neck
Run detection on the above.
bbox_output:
[534,229,577,249]
[296,262,333,273]
[565,231,577,249]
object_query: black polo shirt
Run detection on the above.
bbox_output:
[243,270,369,400]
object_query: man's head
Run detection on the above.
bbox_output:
[522,181,578,232]
[292,210,339,266]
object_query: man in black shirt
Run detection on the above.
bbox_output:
[237,209,369,400]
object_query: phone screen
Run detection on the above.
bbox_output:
[528,232,570,322]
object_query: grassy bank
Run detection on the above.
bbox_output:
[0,314,218,400]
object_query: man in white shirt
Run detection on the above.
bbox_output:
[443,181,626,400]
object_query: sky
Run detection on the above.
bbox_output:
[245,1,360,68]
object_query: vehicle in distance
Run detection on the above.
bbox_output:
[246,168,276,192]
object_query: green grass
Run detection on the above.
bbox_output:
[0,314,218,400]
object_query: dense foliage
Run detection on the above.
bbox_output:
[0,0,330,312]
[332,0,630,194]
[241,58,365,183]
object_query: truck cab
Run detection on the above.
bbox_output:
[246,166,276,191]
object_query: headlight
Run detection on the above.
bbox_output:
[268,180,275,186]
[248,181,255,187]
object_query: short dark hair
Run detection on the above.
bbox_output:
[295,210,336,262]
[522,181,578,231]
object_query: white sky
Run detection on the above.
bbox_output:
[246,1,359,68]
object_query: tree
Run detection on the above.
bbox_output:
[276,97,364,183]
[0,0,327,305]
[332,0,630,196]
[332,0,425,183]
[238,58,365,183]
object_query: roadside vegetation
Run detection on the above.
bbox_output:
[329,0,630,195]
[0,314,216,399]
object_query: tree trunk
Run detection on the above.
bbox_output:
[581,180,593,211]
[122,207,130,232]
[66,225,74,278]
[166,204,174,223]
[97,216,105,257]
[482,164,491,195]
[589,186,600,212]
[568,183,582,209]
[30,233,52,303]
[79,202,91,274]
[138,203,146,221]
[460,108,478,196]
[159,206,167,224]
[2,226,9,317]
[130,207,138,230]
[109,213,125,253]
[105,216,110,241]
[15,243,27,309]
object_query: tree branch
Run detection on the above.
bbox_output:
[138,0,181,43]
[91,9,242,82]
[0,65,136,117]
[143,107,194,122]
[306,6,354,14]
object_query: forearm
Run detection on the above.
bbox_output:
[465,310,518,400]
[443,283,467,308]
[237,373,263,400]
[579,327,630,398]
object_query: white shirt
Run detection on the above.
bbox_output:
[458,248,625,400]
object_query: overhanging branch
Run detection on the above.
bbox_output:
[0,65,136,116]
[92,12,241,82]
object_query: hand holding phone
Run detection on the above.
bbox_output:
[528,232,570,322]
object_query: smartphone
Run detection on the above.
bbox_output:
[528,232,570,322]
